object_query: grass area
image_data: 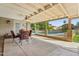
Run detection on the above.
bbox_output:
[73,34,79,42]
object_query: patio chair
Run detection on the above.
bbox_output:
[29,30,32,38]
[10,30,20,41]
[28,30,32,43]
[19,30,30,45]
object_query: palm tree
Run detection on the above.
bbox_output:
[63,20,66,24]
[62,20,67,32]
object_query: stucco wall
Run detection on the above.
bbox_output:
[0,19,30,35]
[0,19,14,35]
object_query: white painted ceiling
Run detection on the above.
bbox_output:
[0,3,79,23]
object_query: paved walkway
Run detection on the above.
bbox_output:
[4,35,79,56]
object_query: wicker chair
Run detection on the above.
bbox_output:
[19,30,31,45]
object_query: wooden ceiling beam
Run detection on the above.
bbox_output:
[58,3,69,17]
[77,4,79,17]
[29,3,57,19]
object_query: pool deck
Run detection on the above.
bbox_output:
[3,35,79,56]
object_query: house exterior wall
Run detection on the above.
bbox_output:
[0,19,27,35]
[0,19,14,35]
[14,20,26,33]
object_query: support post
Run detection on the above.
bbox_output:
[67,17,72,42]
[26,22,31,30]
[34,23,37,34]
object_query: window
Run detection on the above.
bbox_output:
[15,23,21,33]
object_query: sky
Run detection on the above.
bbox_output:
[48,18,79,27]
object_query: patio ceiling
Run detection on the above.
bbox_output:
[0,3,79,23]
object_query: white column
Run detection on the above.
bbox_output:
[26,22,31,30]
[34,23,37,34]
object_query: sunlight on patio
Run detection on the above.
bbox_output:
[4,35,79,56]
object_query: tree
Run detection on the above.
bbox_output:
[31,21,55,31]
[61,20,67,32]
[31,24,35,30]
[63,20,66,24]
[76,22,79,34]
[61,24,74,32]
[38,22,45,30]
[76,22,79,27]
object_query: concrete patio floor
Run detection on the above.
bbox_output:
[3,35,79,56]
[0,39,3,56]
[0,36,4,56]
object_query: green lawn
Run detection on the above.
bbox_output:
[73,34,79,42]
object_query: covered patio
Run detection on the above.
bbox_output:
[0,3,79,56]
